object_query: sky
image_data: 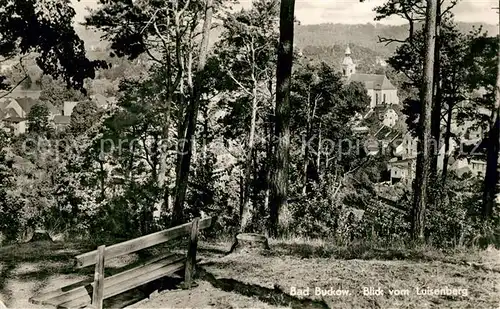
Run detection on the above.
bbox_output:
[72,0,499,26]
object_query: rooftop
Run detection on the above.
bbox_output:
[53,115,71,125]
[349,74,396,90]
[3,116,26,123]
[16,97,38,114]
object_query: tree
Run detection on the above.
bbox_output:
[389,23,482,183]
[0,0,106,94]
[412,0,438,241]
[290,62,369,197]
[270,0,296,236]
[375,0,458,179]
[27,103,52,136]
[39,75,88,108]
[482,10,500,219]
[213,0,279,232]
[70,101,100,135]
[172,0,215,224]
[86,0,223,225]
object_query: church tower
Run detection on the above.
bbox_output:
[342,45,356,78]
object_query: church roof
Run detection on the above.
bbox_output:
[349,74,396,90]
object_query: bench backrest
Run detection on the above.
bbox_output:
[75,217,214,268]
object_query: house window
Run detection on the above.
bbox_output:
[383,94,386,103]
[376,93,379,104]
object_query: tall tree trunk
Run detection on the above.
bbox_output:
[269,0,295,237]
[263,79,274,217]
[482,9,500,219]
[99,160,105,201]
[442,100,453,182]
[302,88,311,195]
[241,86,258,232]
[158,12,176,204]
[316,124,322,181]
[412,0,438,241]
[302,89,317,195]
[430,3,442,178]
[173,0,213,225]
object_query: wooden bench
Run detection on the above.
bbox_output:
[30,217,214,309]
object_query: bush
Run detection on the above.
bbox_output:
[0,192,26,244]
[425,176,484,247]
[289,182,340,239]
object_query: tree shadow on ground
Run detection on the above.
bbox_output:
[197,267,329,309]
[0,240,193,308]
[0,241,94,306]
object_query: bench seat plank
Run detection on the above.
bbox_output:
[32,254,183,308]
[58,260,186,309]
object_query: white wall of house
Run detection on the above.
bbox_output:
[470,160,486,177]
[63,101,79,116]
[367,89,375,108]
[389,161,415,185]
[395,134,418,159]
[384,89,399,105]
[436,139,458,170]
[370,89,399,108]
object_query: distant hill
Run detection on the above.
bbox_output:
[299,44,386,74]
[75,22,497,65]
[295,22,498,57]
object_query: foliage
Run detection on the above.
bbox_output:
[39,75,88,107]
[70,100,101,135]
[0,0,497,248]
[0,0,107,90]
[27,103,52,136]
[425,176,485,247]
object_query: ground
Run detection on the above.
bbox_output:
[0,238,499,309]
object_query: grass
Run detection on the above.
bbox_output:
[197,236,500,309]
[1,235,499,309]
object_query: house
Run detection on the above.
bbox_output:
[91,94,109,109]
[0,96,39,118]
[342,46,399,108]
[0,98,24,119]
[383,108,398,128]
[45,102,62,120]
[52,115,71,130]
[15,97,38,118]
[470,159,487,177]
[394,132,418,159]
[387,157,416,185]
[63,101,79,116]
[2,117,27,135]
[0,96,64,135]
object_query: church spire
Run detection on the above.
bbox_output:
[342,44,355,78]
[345,45,351,56]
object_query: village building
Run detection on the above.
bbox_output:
[342,46,399,108]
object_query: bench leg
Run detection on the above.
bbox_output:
[92,245,106,309]
[184,217,200,289]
